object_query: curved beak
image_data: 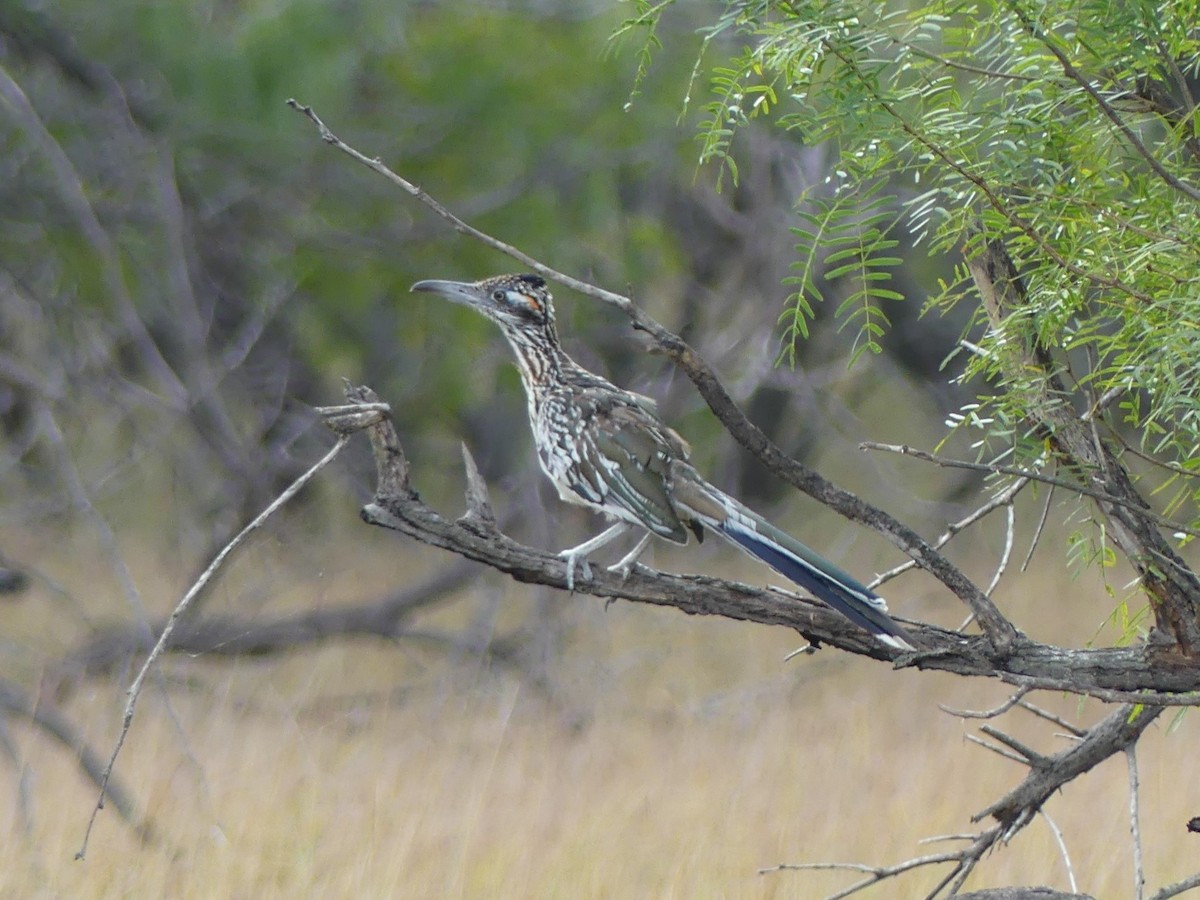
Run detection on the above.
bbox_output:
[410,279,483,309]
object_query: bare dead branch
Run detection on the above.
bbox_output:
[76,434,350,860]
[53,558,483,690]
[1149,872,1200,900]
[940,688,1030,719]
[974,704,1162,830]
[1128,746,1145,900]
[335,383,1200,697]
[759,826,1041,900]
[758,851,965,899]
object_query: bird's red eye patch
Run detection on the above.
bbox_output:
[519,292,541,313]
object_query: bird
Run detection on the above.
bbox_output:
[410,273,915,651]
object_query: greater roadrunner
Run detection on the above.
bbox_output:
[411,273,914,650]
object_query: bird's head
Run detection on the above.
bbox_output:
[410,273,556,332]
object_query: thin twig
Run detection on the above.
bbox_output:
[1128,745,1144,900]
[758,851,964,900]
[868,477,1027,588]
[861,441,1200,539]
[284,100,634,314]
[1038,809,1077,894]
[980,724,1047,765]
[924,827,1002,898]
[984,502,1016,596]
[1150,872,1200,900]
[1016,700,1088,738]
[76,434,350,860]
[917,833,978,844]
[1108,424,1200,481]
[891,38,1039,83]
[995,674,1200,706]
[965,733,1030,766]
[940,687,1031,720]
[1022,482,1055,571]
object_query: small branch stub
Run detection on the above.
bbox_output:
[459,443,496,528]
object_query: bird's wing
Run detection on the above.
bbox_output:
[573,390,692,543]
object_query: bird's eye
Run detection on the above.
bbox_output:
[492,290,506,302]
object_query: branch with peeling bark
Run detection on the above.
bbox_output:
[331,380,1200,693]
[326,385,1200,697]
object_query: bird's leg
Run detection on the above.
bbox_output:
[606,531,652,580]
[558,523,627,591]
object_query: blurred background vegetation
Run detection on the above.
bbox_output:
[0,1,1195,897]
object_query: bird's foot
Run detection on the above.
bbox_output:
[605,532,652,582]
[605,559,641,582]
[555,523,629,591]
[558,549,593,592]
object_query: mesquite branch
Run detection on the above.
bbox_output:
[282,101,1200,898]
[285,98,1016,651]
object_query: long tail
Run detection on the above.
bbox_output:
[671,471,915,650]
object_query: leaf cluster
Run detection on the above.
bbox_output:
[622,0,1200,534]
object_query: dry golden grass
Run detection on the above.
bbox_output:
[1,524,1198,899]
